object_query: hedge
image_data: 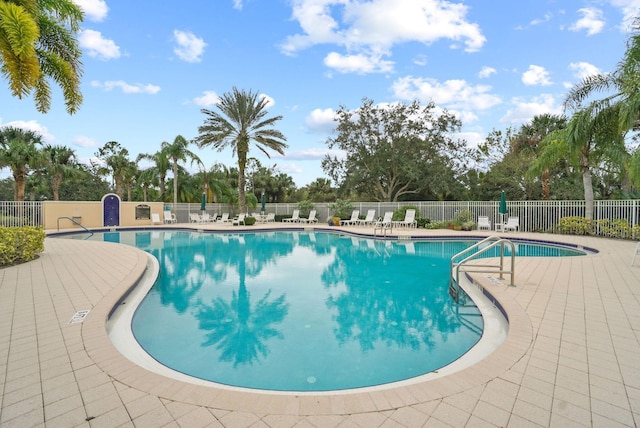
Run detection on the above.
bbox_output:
[0,226,46,267]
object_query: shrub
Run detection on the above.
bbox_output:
[556,216,594,235]
[328,217,341,226]
[275,214,288,222]
[416,217,430,228]
[328,199,353,219]
[244,216,256,226]
[427,220,450,229]
[0,226,45,267]
[297,200,315,217]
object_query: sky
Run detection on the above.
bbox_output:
[1,0,639,187]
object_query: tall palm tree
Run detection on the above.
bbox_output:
[0,126,43,201]
[136,149,171,201]
[94,141,131,199]
[194,87,288,213]
[161,135,201,205]
[0,0,84,114]
[137,167,158,202]
[42,144,78,200]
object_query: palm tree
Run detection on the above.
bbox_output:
[161,135,201,205]
[94,141,131,199]
[136,149,171,201]
[137,168,158,202]
[194,87,288,213]
[530,105,627,219]
[0,127,43,201]
[42,144,78,200]
[0,0,84,114]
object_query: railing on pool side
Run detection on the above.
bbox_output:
[449,236,516,303]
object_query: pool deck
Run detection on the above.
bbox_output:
[1,222,640,427]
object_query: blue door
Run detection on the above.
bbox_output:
[102,194,120,226]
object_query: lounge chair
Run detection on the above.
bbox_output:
[393,209,417,228]
[189,213,202,223]
[478,216,491,231]
[264,213,275,222]
[232,213,246,226]
[373,211,394,234]
[217,213,230,223]
[163,211,177,224]
[341,210,360,226]
[151,213,162,225]
[357,209,376,226]
[201,213,213,223]
[283,209,300,223]
[300,210,318,223]
[503,216,520,232]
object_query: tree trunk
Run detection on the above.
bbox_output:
[52,173,62,201]
[238,153,247,214]
[173,161,178,205]
[14,174,26,202]
[581,152,594,220]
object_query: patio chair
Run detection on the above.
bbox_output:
[151,213,162,225]
[373,211,394,234]
[283,209,300,223]
[357,209,376,226]
[341,210,360,226]
[217,213,230,223]
[232,213,246,226]
[477,216,491,231]
[301,210,318,223]
[189,213,202,223]
[264,213,275,222]
[393,209,417,228]
[163,211,177,224]
[503,216,520,232]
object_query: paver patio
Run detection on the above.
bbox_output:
[1,223,639,427]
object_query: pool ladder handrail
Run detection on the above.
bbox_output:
[449,236,516,302]
[57,216,93,237]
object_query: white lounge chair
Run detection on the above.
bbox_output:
[478,216,491,231]
[357,209,376,226]
[151,213,162,225]
[217,213,230,223]
[301,210,318,223]
[283,209,300,223]
[232,213,246,226]
[373,211,394,234]
[201,213,213,223]
[189,213,202,223]
[163,211,177,224]
[504,216,520,232]
[393,209,416,228]
[264,213,275,222]
[342,210,360,226]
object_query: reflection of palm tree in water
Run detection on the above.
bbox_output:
[195,243,289,367]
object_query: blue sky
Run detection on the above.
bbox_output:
[1,0,638,186]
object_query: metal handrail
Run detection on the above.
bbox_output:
[449,236,516,302]
[57,216,93,236]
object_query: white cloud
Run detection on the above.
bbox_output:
[522,65,552,86]
[305,108,336,133]
[173,30,207,63]
[569,61,601,80]
[569,8,605,36]
[323,51,394,74]
[0,120,55,143]
[281,0,485,73]
[500,94,562,125]
[233,0,243,10]
[72,136,98,148]
[392,76,502,111]
[72,0,108,22]
[260,94,276,108]
[278,163,305,174]
[79,30,120,60]
[610,0,640,30]
[478,66,496,78]
[91,80,161,94]
[194,91,220,107]
[281,147,342,160]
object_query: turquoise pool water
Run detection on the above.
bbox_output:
[61,230,585,391]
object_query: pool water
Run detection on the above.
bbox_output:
[63,230,584,391]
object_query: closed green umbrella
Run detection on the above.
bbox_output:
[261,192,266,213]
[200,192,206,212]
[499,191,508,228]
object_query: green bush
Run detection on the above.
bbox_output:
[275,214,288,222]
[0,226,45,267]
[328,199,354,219]
[556,216,639,240]
[427,220,450,229]
[297,200,315,217]
[416,217,430,228]
[244,216,256,226]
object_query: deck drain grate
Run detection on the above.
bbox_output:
[68,310,90,324]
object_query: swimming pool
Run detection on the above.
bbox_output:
[60,230,585,392]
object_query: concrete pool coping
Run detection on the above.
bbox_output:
[1,223,639,426]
